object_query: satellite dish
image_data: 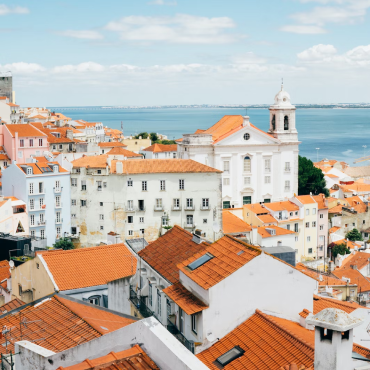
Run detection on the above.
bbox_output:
[212,221,221,233]
[9,260,14,268]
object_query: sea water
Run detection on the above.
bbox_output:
[50,107,370,166]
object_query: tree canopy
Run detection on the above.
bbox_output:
[345,228,363,241]
[298,156,329,197]
[54,237,75,250]
[329,242,350,259]
[133,131,176,144]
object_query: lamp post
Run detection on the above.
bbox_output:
[316,148,320,162]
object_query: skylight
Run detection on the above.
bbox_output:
[187,253,213,271]
[237,250,244,256]
[216,346,245,367]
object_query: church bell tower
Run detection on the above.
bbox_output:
[268,84,298,142]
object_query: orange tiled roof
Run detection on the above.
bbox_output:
[328,204,343,214]
[311,194,328,210]
[0,298,25,314]
[223,211,252,234]
[56,344,159,370]
[178,235,261,290]
[295,263,348,286]
[336,251,370,271]
[7,103,19,107]
[17,162,68,175]
[72,155,109,168]
[138,226,209,284]
[0,261,10,283]
[295,195,316,205]
[110,159,222,174]
[299,309,311,318]
[313,295,366,314]
[98,142,126,147]
[142,143,177,153]
[265,201,299,212]
[0,154,10,161]
[258,225,295,238]
[329,226,341,234]
[163,282,208,315]
[332,239,361,250]
[6,124,47,138]
[40,243,137,291]
[0,295,134,356]
[332,268,370,292]
[107,147,143,157]
[244,203,270,214]
[257,214,278,224]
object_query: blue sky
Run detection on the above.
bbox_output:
[1,0,370,106]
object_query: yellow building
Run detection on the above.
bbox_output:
[122,137,152,152]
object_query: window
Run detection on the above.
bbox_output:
[56,227,61,236]
[285,180,290,191]
[313,208,317,215]
[173,152,176,158]
[216,346,245,367]
[186,198,193,209]
[139,217,144,223]
[128,216,133,224]
[39,182,44,194]
[30,215,35,226]
[173,198,180,209]
[140,229,145,234]
[71,214,76,219]
[295,236,298,242]
[223,178,230,186]
[284,115,289,130]
[307,236,311,242]
[157,291,162,316]
[97,169,101,174]
[167,299,171,317]
[320,225,324,230]
[40,229,45,239]
[244,177,251,185]
[265,176,271,184]
[39,198,44,209]
[243,156,251,172]
[319,235,324,242]
[58,144,63,150]
[20,139,24,147]
[138,199,145,211]
[81,200,87,207]
[100,202,103,206]
[223,161,230,173]
[162,216,169,226]
[52,145,56,150]
[308,248,313,254]
[265,159,271,173]
[243,196,251,205]
[287,224,290,231]
[99,214,104,220]
[71,199,76,206]
[160,180,166,191]
[97,181,102,191]
[305,222,309,228]
[71,178,77,187]
[203,219,207,224]
[154,153,158,159]
[39,139,43,146]
[103,182,107,188]
[320,214,323,219]
[271,115,276,130]
[312,221,316,227]
[243,133,250,140]
[31,230,35,237]
[295,211,298,216]
[306,209,309,216]
[88,296,100,305]
[264,198,271,203]
[128,230,133,236]
[149,283,153,306]
[81,180,86,191]
[29,199,34,210]
[363,220,366,224]
[179,179,185,190]
[142,181,147,191]
[188,253,213,270]
[55,180,60,190]
[285,162,290,172]
[56,212,61,223]
[127,200,133,210]
[202,198,209,209]
[223,201,231,209]
[155,198,163,209]
[191,314,197,334]
[26,167,32,175]
[29,139,33,147]
[55,196,60,207]
[186,215,193,227]
[127,179,133,186]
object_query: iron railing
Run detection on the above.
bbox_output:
[129,289,155,318]
[167,319,195,353]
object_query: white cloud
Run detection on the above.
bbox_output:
[52,62,105,74]
[0,4,29,15]
[105,14,243,44]
[58,30,104,40]
[147,0,177,5]
[280,25,327,34]
[297,44,338,61]
[0,62,45,74]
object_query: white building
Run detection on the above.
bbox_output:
[70,157,223,246]
[2,161,71,245]
[0,196,29,236]
[140,143,177,159]
[177,85,299,208]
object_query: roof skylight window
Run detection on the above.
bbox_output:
[187,253,213,271]
[237,250,244,256]
[216,346,245,367]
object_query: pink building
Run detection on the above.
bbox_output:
[0,124,48,165]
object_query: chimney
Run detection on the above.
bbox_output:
[66,129,73,140]
[116,161,123,174]
[242,116,250,127]
[351,264,357,270]
[306,308,363,370]
[192,233,202,244]
[277,240,282,247]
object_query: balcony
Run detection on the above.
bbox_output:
[125,206,135,212]
[200,204,211,211]
[167,319,195,353]
[55,218,63,224]
[172,205,181,211]
[184,205,195,211]
[53,187,62,193]
[285,167,291,173]
[37,221,46,226]
[184,222,195,229]
[136,206,146,212]
[97,186,102,191]
[55,203,62,208]
[129,288,155,319]
[154,205,164,211]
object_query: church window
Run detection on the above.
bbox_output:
[284,116,289,130]
[223,178,230,186]
[244,177,251,185]
[271,115,276,130]
[243,196,251,205]
[243,156,251,172]
[243,133,250,140]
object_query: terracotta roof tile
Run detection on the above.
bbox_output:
[142,143,177,153]
[178,235,261,290]
[222,211,252,234]
[311,194,328,210]
[0,261,10,283]
[338,251,370,271]
[72,155,108,168]
[107,147,143,157]
[332,268,370,292]
[0,154,10,161]
[313,295,366,314]
[163,282,208,315]
[332,239,361,250]
[328,204,343,214]
[56,344,159,370]
[329,226,341,234]
[0,298,24,314]
[299,309,311,318]
[257,214,278,224]
[0,295,134,355]
[138,226,209,284]
[244,203,270,214]
[295,195,316,205]
[40,243,137,291]
[17,162,68,175]
[265,201,299,212]
[295,263,347,286]
[98,142,126,147]
[258,225,295,238]
[5,124,47,138]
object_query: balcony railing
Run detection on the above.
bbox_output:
[53,187,62,193]
[184,205,195,211]
[184,222,195,229]
[167,319,195,353]
[200,204,210,211]
[125,206,135,212]
[172,205,181,211]
[129,288,155,318]
[154,206,164,211]
[37,221,46,226]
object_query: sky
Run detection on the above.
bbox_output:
[1,0,370,106]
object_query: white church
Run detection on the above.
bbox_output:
[177,85,300,208]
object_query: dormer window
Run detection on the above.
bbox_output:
[53,165,58,172]
[27,167,32,175]
[216,346,245,367]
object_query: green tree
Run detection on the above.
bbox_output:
[345,228,363,241]
[150,132,159,142]
[134,132,149,139]
[330,243,350,259]
[160,139,176,145]
[54,237,75,250]
[298,156,329,196]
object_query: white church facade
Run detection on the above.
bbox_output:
[177,86,300,208]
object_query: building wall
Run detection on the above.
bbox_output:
[0,199,29,236]
[0,75,12,102]
[317,208,329,258]
[257,233,296,249]
[0,101,11,124]
[108,277,131,314]
[71,169,222,246]
[141,150,177,159]
[122,138,152,152]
